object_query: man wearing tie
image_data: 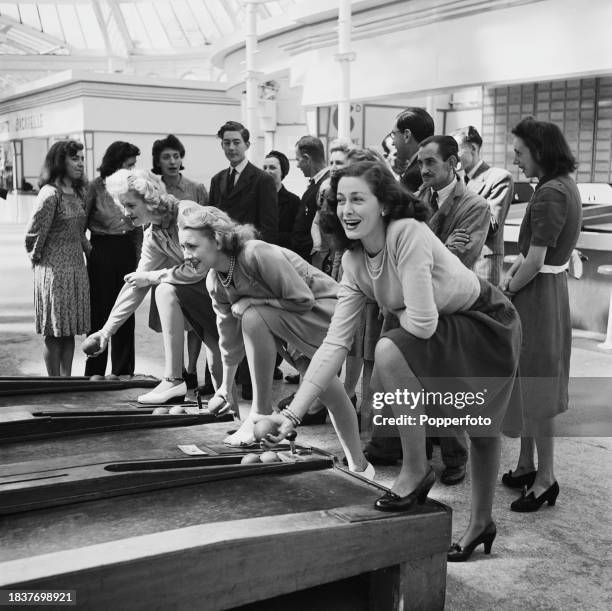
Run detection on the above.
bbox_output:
[454,126,514,285]
[209,121,278,244]
[416,135,490,485]
[417,135,490,270]
[209,121,278,399]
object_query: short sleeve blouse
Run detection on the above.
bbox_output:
[517,175,582,265]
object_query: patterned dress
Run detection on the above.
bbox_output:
[25,184,91,337]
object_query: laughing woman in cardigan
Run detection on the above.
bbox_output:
[264,161,522,561]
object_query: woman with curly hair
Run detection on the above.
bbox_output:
[25,139,90,376]
[265,161,522,562]
[177,205,371,477]
[83,169,223,405]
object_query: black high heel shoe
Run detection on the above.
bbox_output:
[501,469,536,489]
[510,481,559,512]
[374,467,435,512]
[447,522,497,562]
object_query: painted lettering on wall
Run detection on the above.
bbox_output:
[13,113,44,132]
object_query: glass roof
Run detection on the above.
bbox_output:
[0,0,301,93]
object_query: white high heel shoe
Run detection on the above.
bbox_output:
[138,379,187,404]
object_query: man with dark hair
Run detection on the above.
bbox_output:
[454,126,514,285]
[418,135,489,269]
[209,121,278,244]
[416,134,490,485]
[209,121,278,399]
[392,107,435,192]
[292,135,329,262]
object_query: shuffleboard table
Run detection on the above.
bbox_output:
[0,419,451,610]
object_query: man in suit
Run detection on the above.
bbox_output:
[454,126,514,285]
[209,121,278,399]
[391,107,435,193]
[418,135,490,269]
[292,136,329,263]
[417,135,490,485]
[209,121,278,244]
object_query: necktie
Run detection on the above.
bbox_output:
[430,190,439,213]
[227,168,237,195]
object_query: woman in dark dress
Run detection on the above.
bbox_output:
[501,117,582,512]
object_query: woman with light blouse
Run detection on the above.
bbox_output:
[265,161,522,562]
[83,168,223,405]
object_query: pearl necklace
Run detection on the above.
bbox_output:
[216,256,236,287]
[364,247,387,280]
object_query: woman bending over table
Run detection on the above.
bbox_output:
[265,161,522,562]
[176,204,372,477]
[84,169,223,405]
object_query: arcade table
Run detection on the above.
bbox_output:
[0,415,451,610]
[0,378,234,444]
[0,374,160,397]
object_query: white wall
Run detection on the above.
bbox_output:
[218,0,612,108]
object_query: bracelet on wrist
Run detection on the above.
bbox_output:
[282,407,302,427]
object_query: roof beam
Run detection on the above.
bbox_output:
[0,14,72,53]
[107,0,134,54]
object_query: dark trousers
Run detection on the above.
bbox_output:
[437,429,468,468]
[85,234,139,376]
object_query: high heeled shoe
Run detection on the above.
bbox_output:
[374,467,435,512]
[447,522,497,562]
[501,469,537,489]
[510,481,559,512]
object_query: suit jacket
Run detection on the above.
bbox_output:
[466,162,514,257]
[419,177,490,270]
[291,171,330,261]
[400,156,423,193]
[277,185,301,251]
[209,161,278,243]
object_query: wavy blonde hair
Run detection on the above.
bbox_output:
[177,203,257,255]
[105,168,176,222]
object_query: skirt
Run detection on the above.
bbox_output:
[381,279,523,437]
[348,300,383,360]
[512,272,571,421]
[148,280,219,344]
[254,298,337,370]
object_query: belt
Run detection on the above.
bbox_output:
[540,262,569,274]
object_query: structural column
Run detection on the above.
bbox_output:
[335,0,355,140]
[244,1,264,162]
